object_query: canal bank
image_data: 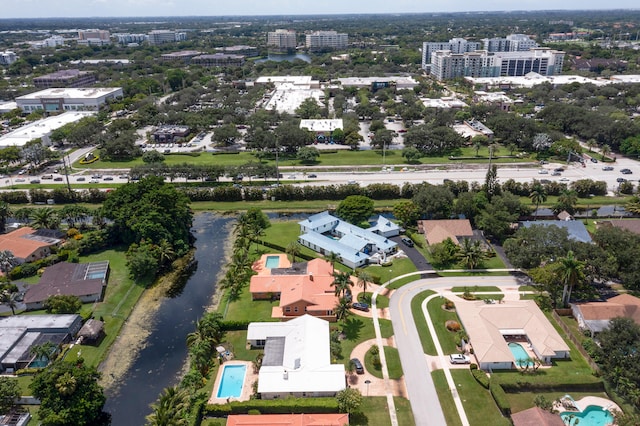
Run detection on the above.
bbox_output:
[102,212,234,426]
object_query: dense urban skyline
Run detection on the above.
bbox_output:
[1,0,638,19]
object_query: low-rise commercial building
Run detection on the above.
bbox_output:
[0,111,95,147]
[191,53,245,67]
[33,69,96,89]
[148,30,186,45]
[15,87,123,113]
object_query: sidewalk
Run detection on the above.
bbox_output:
[348,338,407,398]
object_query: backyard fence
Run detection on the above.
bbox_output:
[551,310,600,374]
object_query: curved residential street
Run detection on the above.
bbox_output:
[388,274,525,426]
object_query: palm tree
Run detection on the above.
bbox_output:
[554,190,578,215]
[586,139,597,152]
[554,251,585,307]
[55,372,77,397]
[457,239,486,270]
[13,207,33,224]
[0,201,12,232]
[30,341,58,364]
[157,240,176,269]
[529,184,548,219]
[626,196,640,215]
[601,144,612,160]
[286,241,302,263]
[30,208,59,230]
[334,297,352,323]
[355,269,373,303]
[331,271,353,298]
[0,290,19,315]
[146,386,189,426]
[324,252,340,273]
[60,205,90,229]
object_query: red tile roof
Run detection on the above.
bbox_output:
[511,407,564,426]
[226,413,349,426]
[0,226,53,260]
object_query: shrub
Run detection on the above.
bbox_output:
[444,300,455,310]
[489,382,511,416]
[445,320,461,332]
[470,363,478,370]
[471,368,490,389]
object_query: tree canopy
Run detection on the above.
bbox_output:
[336,195,374,224]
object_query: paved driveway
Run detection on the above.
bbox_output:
[391,235,433,274]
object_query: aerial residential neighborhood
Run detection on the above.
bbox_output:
[1,6,640,426]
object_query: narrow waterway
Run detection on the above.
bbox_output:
[104,212,233,425]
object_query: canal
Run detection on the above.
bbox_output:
[104,212,233,425]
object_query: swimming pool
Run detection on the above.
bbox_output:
[216,364,246,398]
[560,405,614,426]
[265,255,280,269]
[508,342,533,367]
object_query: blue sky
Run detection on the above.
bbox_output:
[1,0,638,19]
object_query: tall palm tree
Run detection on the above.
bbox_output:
[586,139,597,152]
[30,208,59,230]
[146,386,189,426]
[30,341,58,364]
[625,196,640,215]
[286,241,302,263]
[529,183,547,219]
[554,250,586,307]
[331,271,353,298]
[157,240,176,269]
[554,190,578,215]
[601,144,612,160]
[355,269,373,303]
[13,207,33,224]
[457,238,486,270]
[324,252,340,273]
[0,290,19,315]
[334,297,352,323]
[0,201,12,232]
[55,372,77,397]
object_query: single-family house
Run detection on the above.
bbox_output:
[226,413,349,426]
[0,227,63,264]
[368,215,400,238]
[521,220,592,243]
[571,294,640,336]
[24,261,110,311]
[246,315,346,399]
[298,211,397,269]
[418,219,474,246]
[511,407,565,426]
[599,219,640,236]
[250,254,350,321]
[456,299,570,370]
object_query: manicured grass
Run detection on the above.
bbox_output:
[410,290,436,355]
[367,258,417,286]
[348,396,414,426]
[387,275,421,290]
[219,286,279,323]
[432,370,463,426]
[223,330,263,362]
[339,317,393,363]
[360,292,389,309]
[438,270,513,277]
[428,296,465,354]
[451,370,511,426]
[451,286,502,293]
[364,346,403,380]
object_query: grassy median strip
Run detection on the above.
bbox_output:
[411,290,436,355]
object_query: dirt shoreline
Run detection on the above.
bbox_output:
[99,219,235,394]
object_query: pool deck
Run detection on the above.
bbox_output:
[555,395,621,415]
[208,361,258,405]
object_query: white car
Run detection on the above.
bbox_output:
[538,169,548,174]
[449,354,471,364]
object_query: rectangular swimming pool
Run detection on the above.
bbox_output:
[216,364,246,398]
[508,342,534,367]
[265,255,280,269]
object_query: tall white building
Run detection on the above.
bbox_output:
[78,29,111,46]
[482,34,538,52]
[305,31,348,50]
[0,51,17,65]
[430,48,565,81]
[421,38,481,70]
[267,29,297,50]
[148,30,186,45]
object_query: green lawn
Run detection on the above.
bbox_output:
[432,370,463,426]
[450,286,502,293]
[360,292,389,309]
[427,296,465,355]
[219,287,279,323]
[339,317,393,364]
[223,330,263,362]
[367,258,417,286]
[352,396,414,426]
[451,370,511,426]
[410,290,436,355]
[364,346,403,380]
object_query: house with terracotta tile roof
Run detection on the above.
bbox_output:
[24,261,110,311]
[571,294,640,336]
[246,315,346,399]
[418,219,474,245]
[226,413,349,426]
[250,254,349,321]
[456,299,570,370]
[511,407,564,426]
[0,227,63,263]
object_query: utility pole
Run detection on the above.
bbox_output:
[61,150,73,196]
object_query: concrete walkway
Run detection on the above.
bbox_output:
[348,338,407,398]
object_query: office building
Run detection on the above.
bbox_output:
[78,29,111,46]
[215,45,259,57]
[482,34,538,52]
[113,33,147,45]
[148,30,186,45]
[430,48,565,81]
[33,69,96,89]
[422,38,480,70]
[267,29,297,50]
[160,50,202,63]
[305,31,348,50]
[16,87,123,113]
[0,51,17,65]
[190,54,245,67]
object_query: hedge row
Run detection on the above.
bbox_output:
[471,368,490,389]
[498,380,605,393]
[204,397,339,416]
[489,382,511,416]
[220,320,251,331]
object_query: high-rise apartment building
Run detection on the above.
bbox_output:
[430,48,565,81]
[305,31,348,50]
[267,29,297,51]
[421,38,481,70]
[148,30,186,45]
[0,51,17,65]
[482,34,538,52]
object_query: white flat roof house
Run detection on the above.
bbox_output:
[247,315,345,399]
[16,87,123,113]
[298,211,398,269]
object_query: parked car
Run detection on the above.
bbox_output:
[30,179,40,184]
[401,237,414,247]
[77,177,86,182]
[551,171,561,176]
[15,178,25,182]
[621,169,633,175]
[41,174,53,180]
[53,177,63,181]
[590,158,598,163]
[554,167,565,172]
[351,358,365,374]
[307,174,317,178]
[538,169,548,174]
[103,176,114,181]
[602,166,614,171]
[617,177,627,183]
[449,354,471,364]
[352,302,369,312]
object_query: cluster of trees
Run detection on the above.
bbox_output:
[430,238,490,270]
[130,161,277,182]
